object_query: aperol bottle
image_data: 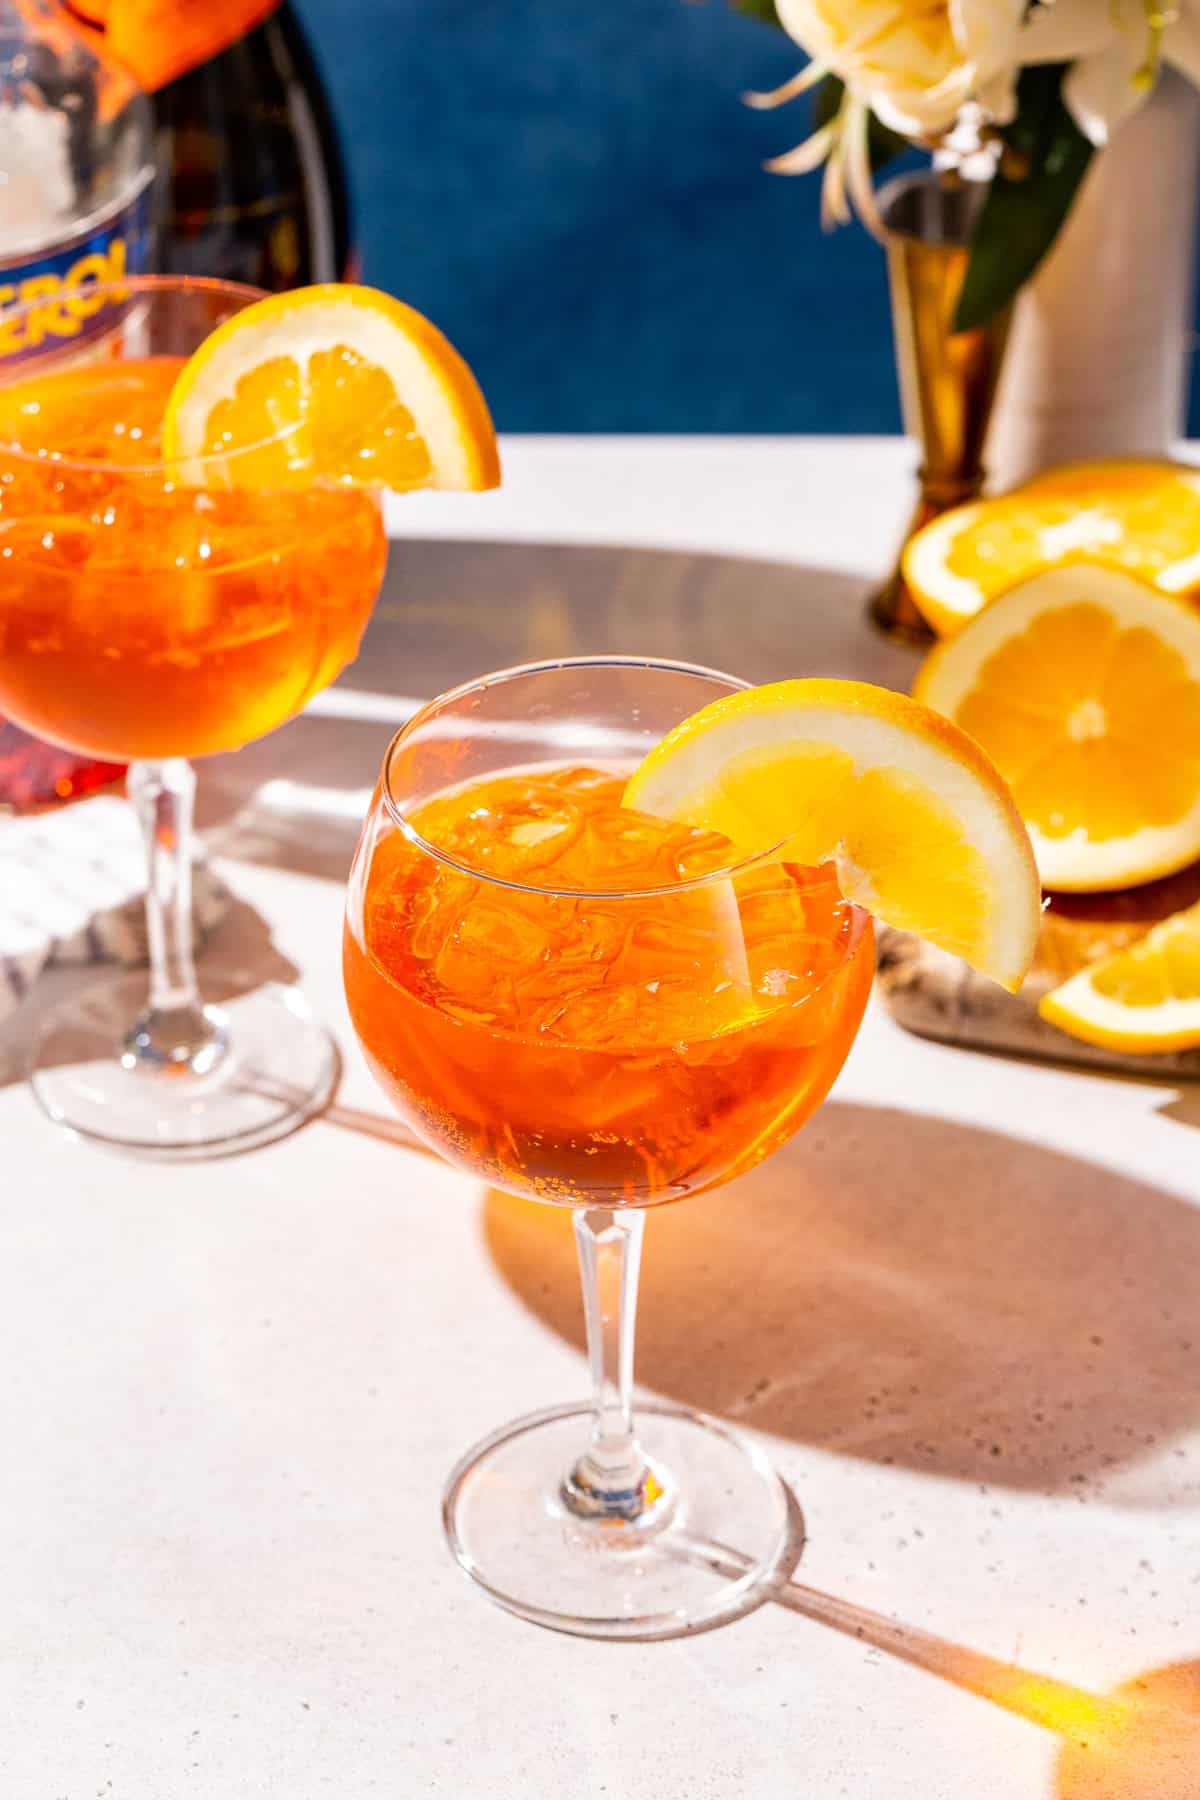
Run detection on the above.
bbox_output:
[65,0,353,287]
[0,0,155,806]
[154,3,353,287]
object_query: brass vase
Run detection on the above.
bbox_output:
[868,171,1013,646]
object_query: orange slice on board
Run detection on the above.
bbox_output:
[1040,900,1200,1051]
[914,564,1200,893]
[903,460,1200,638]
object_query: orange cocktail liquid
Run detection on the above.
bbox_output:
[0,359,387,761]
[344,766,874,1206]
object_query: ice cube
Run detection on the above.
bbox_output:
[406,867,477,962]
[432,893,553,1015]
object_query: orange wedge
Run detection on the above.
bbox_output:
[914,564,1200,892]
[624,678,1041,991]
[1040,900,1200,1051]
[903,459,1200,638]
[162,284,500,492]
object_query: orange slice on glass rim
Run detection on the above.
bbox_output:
[624,678,1041,991]
[162,283,500,492]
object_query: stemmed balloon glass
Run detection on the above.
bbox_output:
[0,277,388,1156]
[344,656,874,1638]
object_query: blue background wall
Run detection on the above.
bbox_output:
[293,0,901,432]
[293,0,1196,435]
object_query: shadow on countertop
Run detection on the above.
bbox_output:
[350,537,916,697]
[484,1100,1200,1500]
[193,538,918,878]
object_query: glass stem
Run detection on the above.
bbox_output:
[562,1206,661,1525]
[123,758,225,1076]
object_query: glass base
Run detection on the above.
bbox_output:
[443,1400,802,1640]
[30,971,338,1160]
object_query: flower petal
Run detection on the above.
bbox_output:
[868,64,975,137]
[764,119,839,175]
[1063,36,1151,145]
[821,137,851,227]
[1018,0,1125,68]
[974,66,1018,125]
[773,0,841,62]
[743,60,827,111]
[843,96,883,235]
[952,0,1026,78]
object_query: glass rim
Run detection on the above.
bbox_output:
[0,275,316,477]
[379,654,806,901]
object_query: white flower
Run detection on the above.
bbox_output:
[772,0,1025,135]
[1019,0,1200,145]
[751,0,1025,225]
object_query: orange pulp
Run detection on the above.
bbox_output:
[344,765,874,1207]
[0,357,387,761]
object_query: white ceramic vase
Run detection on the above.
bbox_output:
[986,69,1200,491]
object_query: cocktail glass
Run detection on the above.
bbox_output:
[0,277,388,1156]
[344,657,875,1638]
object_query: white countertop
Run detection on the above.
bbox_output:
[3,437,1198,1798]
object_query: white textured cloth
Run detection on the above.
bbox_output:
[0,797,231,1020]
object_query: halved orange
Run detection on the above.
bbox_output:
[1040,900,1200,1051]
[903,460,1200,638]
[914,564,1200,892]
[162,284,500,492]
[624,678,1041,991]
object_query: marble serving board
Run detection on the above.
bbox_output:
[877,926,1200,1078]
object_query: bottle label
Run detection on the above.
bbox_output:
[0,173,154,366]
[64,0,284,91]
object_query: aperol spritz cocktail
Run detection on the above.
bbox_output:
[344,658,874,1640]
[346,766,869,1206]
[0,357,384,761]
[0,277,388,1157]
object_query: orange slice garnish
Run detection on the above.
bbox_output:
[624,678,1040,991]
[162,283,500,492]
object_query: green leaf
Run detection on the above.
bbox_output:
[811,71,842,131]
[954,65,1093,332]
[866,110,909,175]
[812,75,910,174]
[728,0,782,24]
